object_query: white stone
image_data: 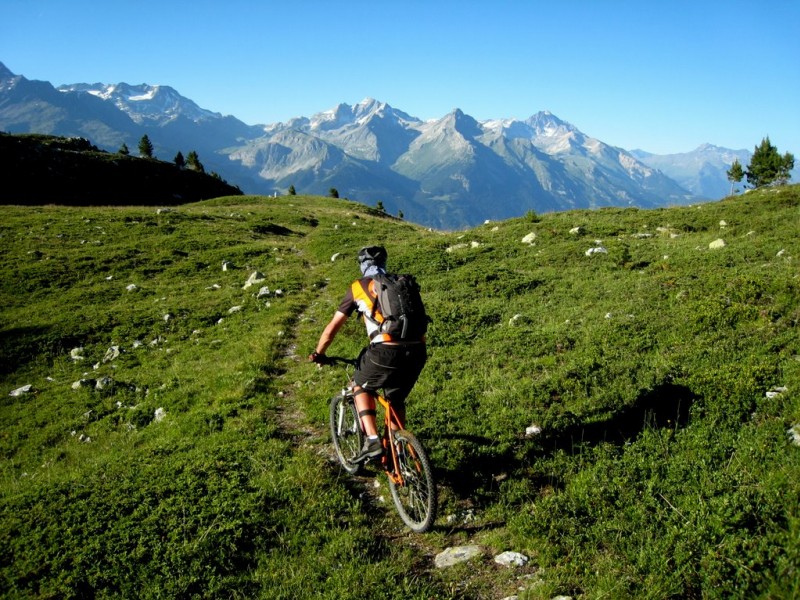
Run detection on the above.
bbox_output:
[163,314,173,322]
[222,260,234,271]
[494,551,529,567]
[70,347,85,361]
[777,249,786,257]
[228,305,244,314]
[243,271,265,289]
[788,425,800,447]
[525,424,542,437]
[72,379,96,390]
[709,239,726,249]
[126,284,137,291]
[434,545,483,569]
[521,232,537,244]
[569,226,582,234]
[256,286,271,299]
[331,253,342,262]
[95,376,114,390]
[103,346,121,363]
[154,407,166,422]
[585,246,608,256]
[9,384,33,397]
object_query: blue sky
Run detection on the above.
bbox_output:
[2,0,798,155]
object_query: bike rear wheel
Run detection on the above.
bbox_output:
[329,394,363,474]
[387,430,437,532]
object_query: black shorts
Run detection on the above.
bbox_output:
[354,343,427,407]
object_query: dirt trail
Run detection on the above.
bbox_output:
[266,303,531,599]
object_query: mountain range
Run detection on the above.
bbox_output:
[0,61,766,228]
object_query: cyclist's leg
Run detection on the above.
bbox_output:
[353,386,379,437]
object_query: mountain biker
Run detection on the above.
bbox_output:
[309,245,427,462]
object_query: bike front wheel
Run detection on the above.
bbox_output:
[387,430,437,532]
[329,394,363,474]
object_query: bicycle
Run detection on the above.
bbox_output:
[321,355,437,533]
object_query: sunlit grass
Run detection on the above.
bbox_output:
[2,187,799,598]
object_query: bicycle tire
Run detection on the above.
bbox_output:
[329,394,363,474]
[387,430,437,532]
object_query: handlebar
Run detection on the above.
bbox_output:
[313,355,357,367]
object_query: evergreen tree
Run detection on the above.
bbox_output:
[726,159,744,194]
[745,137,794,188]
[186,150,205,173]
[329,187,339,199]
[174,151,185,169]
[118,143,130,156]
[398,210,404,219]
[376,200,385,212]
[288,185,296,196]
[138,134,154,158]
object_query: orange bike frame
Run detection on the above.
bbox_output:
[376,393,406,485]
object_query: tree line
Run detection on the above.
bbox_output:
[117,135,208,176]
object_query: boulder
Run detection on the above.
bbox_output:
[494,551,529,567]
[9,384,33,397]
[434,545,483,568]
[243,271,265,289]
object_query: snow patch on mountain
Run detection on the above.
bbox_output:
[58,82,221,125]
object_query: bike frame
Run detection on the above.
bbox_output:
[327,356,416,484]
[376,393,410,486]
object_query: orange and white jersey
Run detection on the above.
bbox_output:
[338,277,394,343]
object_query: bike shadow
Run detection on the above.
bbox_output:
[434,382,696,502]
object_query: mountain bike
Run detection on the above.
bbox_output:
[322,355,437,533]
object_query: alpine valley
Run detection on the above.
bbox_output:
[0,61,759,229]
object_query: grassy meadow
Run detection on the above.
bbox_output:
[1,187,799,598]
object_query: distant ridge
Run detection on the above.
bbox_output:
[1,61,773,228]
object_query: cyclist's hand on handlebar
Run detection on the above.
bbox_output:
[309,351,327,364]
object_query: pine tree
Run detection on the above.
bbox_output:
[186,150,205,173]
[329,188,339,199]
[726,159,744,195]
[288,185,296,196]
[376,201,385,212]
[138,134,154,158]
[174,151,185,169]
[745,137,794,188]
[118,143,130,156]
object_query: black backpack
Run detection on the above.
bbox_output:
[369,273,429,341]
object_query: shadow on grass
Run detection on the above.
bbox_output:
[436,383,697,502]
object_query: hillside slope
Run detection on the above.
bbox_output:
[1,188,799,598]
[0,132,242,205]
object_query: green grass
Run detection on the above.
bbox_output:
[2,187,799,598]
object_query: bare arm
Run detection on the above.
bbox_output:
[310,311,349,359]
